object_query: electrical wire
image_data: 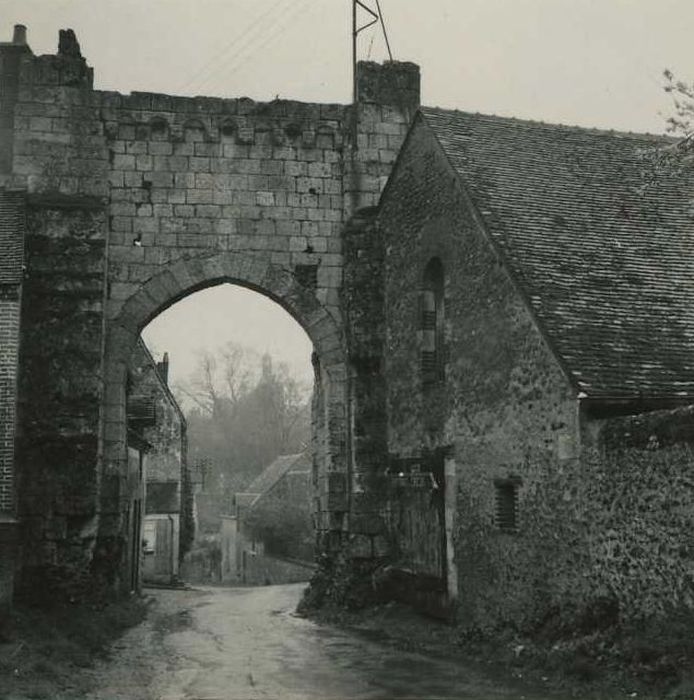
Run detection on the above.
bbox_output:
[194,0,304,95]
[228,0,312,74]
[180,0,290,94]
[206,0,313,96]
[187,1,297,95]
[177,0,290,95]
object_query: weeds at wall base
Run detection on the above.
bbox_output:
[456,605,694,698]
[0,593,149,698]
[297,551,396,616]
[301,561,694,700]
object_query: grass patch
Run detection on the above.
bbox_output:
[0,595,149,698]
[460,606,694,699]
[303,597,694,699]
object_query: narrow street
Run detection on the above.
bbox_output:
[83,584,566,700]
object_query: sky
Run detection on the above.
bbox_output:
[3,0,693,387]
[141,284,315,392]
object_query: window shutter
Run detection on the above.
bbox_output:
[495,481,519,533]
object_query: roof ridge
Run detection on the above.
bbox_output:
[420,105,672,142]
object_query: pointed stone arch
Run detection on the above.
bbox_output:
[97,251,348,589]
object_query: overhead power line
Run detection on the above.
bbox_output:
[177,0,289,95]
[219,0,314,89]
[194,0,306,96]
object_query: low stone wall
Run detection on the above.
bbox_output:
[455,404,694,633]
[241,553,314,586]
[583,406,694,623]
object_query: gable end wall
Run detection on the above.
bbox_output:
[378,118,583,630]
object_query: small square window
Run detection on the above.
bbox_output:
[494,480,519,533]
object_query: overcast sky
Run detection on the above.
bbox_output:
[3,0,692,387]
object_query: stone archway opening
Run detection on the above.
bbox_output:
[140,283,315,586]
[95,253,349,593]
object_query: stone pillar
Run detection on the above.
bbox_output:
[7,27,109,602]
[333,61,419,565]
[341,207,391,559]
[344,60,420,216]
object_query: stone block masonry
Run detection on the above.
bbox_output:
[1,23,420,599]
[99,62,418,328]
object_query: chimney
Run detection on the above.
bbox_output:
[156,352,169,386]
[12,25,27,46]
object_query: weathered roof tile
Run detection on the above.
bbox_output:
[423,107,694,399]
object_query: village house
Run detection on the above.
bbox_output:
[358,107,694,630]
[126,340,189,587]
[222,452,313,585]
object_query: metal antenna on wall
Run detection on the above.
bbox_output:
[352,0,394,104]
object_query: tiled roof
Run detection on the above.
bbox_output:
[245,452,310,498]
[422,107,694,399]
[0,190,25,285]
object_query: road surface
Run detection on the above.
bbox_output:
[86,583,568,700]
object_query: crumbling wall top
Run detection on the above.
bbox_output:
[356,60,420,111]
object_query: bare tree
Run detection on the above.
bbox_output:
[178,343,311,499]
[630,70,694,202]
[663,70,694,149]
[176,343,259,417]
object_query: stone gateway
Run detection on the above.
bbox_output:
[2,24,694,634]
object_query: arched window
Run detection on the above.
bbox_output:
[421,258,445,387]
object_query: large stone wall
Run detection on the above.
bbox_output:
[0,24,419,597]
[378,117,582,631]
[0,29,109,599]
[17,202,108,600]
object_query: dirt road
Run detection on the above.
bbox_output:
[83,584,569,700]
